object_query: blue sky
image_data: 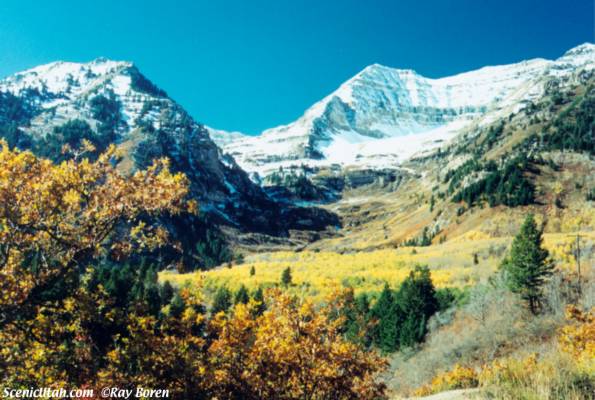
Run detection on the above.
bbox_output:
[0,1,593,134]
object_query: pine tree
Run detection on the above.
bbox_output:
[500,214,554,314]
[355,293,370,317]
[211,286,232,314]
[394,265,438,348]
[354,293,372,347]
[336,289,363,345]
[249,265,256,276]
[159,281,175,304]
[252,287,266,316]
[234,284,250,305]
[281,267,292,287]
[370,284,399,352]
[169,292,185,318]
[144,284,161,316]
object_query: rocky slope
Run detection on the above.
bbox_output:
[0,59,339,260]
[211,43,595,179]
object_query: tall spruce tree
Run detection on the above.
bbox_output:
[211,286,232,314]
[500,214,554,314]
[252,287,266,316]
[370,284,399,352]
[394,265,438,348]
[169,292,185,318]
[281,267,292,287]
[234,284,250,305]
[354,293,372,347]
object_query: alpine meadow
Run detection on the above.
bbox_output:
[0,1,594,399]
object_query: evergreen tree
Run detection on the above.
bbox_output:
[370,284,399,352]
[159,281,175,304]
[234,284,250,305]
[211,286,232,314]
[336,289,360,344]
[353,293,372,347]
[355,293,370,317]
[249,265,256,276]
[144,284,162,316]
[500,214,554,314]
[252,287,266,316]
[393,265,438,348]
[169,292,185,318]
[281,267,292,287]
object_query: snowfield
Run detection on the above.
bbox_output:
[210,43,595,178]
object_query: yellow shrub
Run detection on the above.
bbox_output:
[418,306,595,399]
[479,353,540,387]
[559,305,595,373]
[414,364,479,396]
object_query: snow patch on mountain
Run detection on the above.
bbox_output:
[212,43,595,178]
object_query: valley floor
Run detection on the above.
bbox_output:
[162,230,594,302]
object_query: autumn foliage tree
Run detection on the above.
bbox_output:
[0,141,193,387]
[0,142,387,399]
[208,290,387,399]
[0,142,192,327]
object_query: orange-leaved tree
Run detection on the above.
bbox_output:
[208,289,387,400]
[0,142,387,399]
[0,141,194,386]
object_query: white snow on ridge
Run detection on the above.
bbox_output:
[0,58,171,135]
[213,43,595,178]
[0,59,132,97]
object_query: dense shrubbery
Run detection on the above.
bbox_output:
[207,264,443,355]
[415,306,594,399]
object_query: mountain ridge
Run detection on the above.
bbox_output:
[0,57,340,262]
[210,43,595,179]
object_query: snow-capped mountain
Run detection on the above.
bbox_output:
[0,58,337,239]
[211,43,595,179]
[0,58,253,205]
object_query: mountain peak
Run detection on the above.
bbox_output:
[561,42,595,58]
[18,58,131,77]
[0,58,136,98]
[355,63,418,80]
[213,43,594,177]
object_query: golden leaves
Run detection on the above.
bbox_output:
[0,139,194,336]
[559,305,594,371]
[414,364,479,396]
[206,290,387,399]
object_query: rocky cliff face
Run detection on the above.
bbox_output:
[211,43,595,179]
[0,59,339,250]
